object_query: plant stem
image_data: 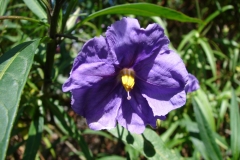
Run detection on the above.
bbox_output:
[43,0,65,92]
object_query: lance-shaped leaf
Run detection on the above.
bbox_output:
[0,39,40,160]
[69,3,201,32]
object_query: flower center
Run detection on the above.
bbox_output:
[120,68,135,100]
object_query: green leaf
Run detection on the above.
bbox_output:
[125,144,140,160]
[46,98,93,159]
[190,137,209,160]
[193,99,222,160]
[23,108,44,160]
[177,30,197,52]
[97,155,126,160]
[109,126,180,160]
[230,47,239,73]
[87,3,201,23]
[198,5,233,33]
[219,100,228,121]
[193,89,215,131]
[230,88,240,160]
[198,38,217,77]
[160,121,179,142]
[70,3,201,32]
[57,9,63,33]
[61,0,78,32]
[0,0,10,16]
[82,129,113,140]
[0,39,40,160]
[23,0,47,20]
[214,132,229,150]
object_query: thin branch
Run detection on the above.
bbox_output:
[56,34,87,43]
[0,16,49,26]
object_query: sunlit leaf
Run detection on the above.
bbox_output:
[88,3,201,22]
[193,99,222,160]
[193,89,215,130]
[109,126,180,160]
[198,38,217,77]
[230,88,240,160]
[0,39,40,160]
[190,137,208,160]
[23,0,47,20]
[125,144,140,160]
[177,30,197,52]
[160,121,179,142]
[70,3,201,32]
[0,0,10,16]
[62,0,78,32]
[82,129,113,140]
[97,155,126,160]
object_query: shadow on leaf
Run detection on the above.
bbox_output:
[142,134,156,157]
[126,131,134,144]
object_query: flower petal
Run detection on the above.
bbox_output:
[72,36,115,71]
[63,35,118,92]
[117,87,156,134]
[139,80,186,116]
[62,62,116,91]
[185,74,200,93]
[71,77,122,130]
[106,17,169,68]
[134,50,188,89]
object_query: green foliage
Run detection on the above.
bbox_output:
[76,3,201,28]
[109,126,180,159]
[230,88,240,160]
[0,0,10,16]
[22,0,47,20]
[193,98,222,160]
[0,0,239,159]
[23,107,44,160]
[193,89,215,131]
[0,39,40,160]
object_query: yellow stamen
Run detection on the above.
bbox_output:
[120,68,135,100]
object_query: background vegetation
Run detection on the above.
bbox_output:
[0,0,239,159]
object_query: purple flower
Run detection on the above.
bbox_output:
[62,17,199,134]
